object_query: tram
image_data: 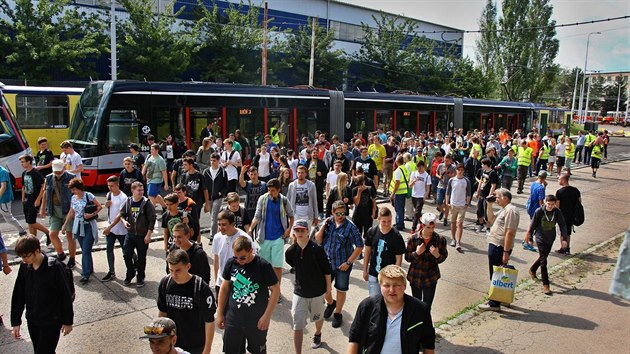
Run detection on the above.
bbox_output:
[68,80,555,187]
[0,83,34,188]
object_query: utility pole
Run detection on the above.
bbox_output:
[308,17,317,87]
[261,1,268,86]
[110,0,117,80]
[616,74,622,115]
[570,67,579,116]
[578,32,600,124]
[585,74,592,119]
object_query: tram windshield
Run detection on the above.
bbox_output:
[70,81,111,145]
[0,91,29,156]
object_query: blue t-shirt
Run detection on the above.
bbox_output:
[527,182,546,218]
[0,167,13,204]
[264,197,284,241]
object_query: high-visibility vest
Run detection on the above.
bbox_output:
[405,161,416,176]
[591,144,603,159]
[585,134,596,146]
[470,143,482,160]
[389,166,409,195]
[539,145,550,160]
[565,143,575,159]
[517,146,533,166]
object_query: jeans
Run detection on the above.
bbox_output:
[209,198,223,238]
[574,145,584,162]
[487,243,509,307]
[501,175,514,191]
[528,156,537,177]
[531,242,552,285]
[0,202,26,234]
[105,233,125,274]
[368,275,381,296]
[517,165,528,192]
[584,146,592,165]
[76,223,94,278]
[27,322,62,354]
[535,159,548,175]
[411,197,425,231]
[123,233,149,281]
[411,283,437,312]
[393,194,406,230]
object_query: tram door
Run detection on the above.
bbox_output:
[397,111,416,135]
[346,110,373,142]
[190,108,220,149]
[538,110,549,136]
[268,108,291,152]
[376,110,393,133]
[418,111,431,134]
[227,108,264,150]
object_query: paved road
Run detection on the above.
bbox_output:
[0,140,629,353]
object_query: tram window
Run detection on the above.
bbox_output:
[227,108,263,149]
[345,110,372,141]
[16,95,69,128]
[376,110,392,133]
[268,109,289,149]
[297,110,328,142]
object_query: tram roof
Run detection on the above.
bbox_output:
[0,85,84,96]
[102,80,332,99]
[343,91,455,105]
[462,98,535,110]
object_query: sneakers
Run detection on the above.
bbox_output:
[450,239,457,247]
[332,313,343,328]
[556,247,571,255]
[45,234,51,246]
[67,257,76,269]
[56,252,67,262]
[79,276,90,284]
[485,229,491,237]
[478,302,500,312]
[324,300,336,319]
[456,242,462,252]
[101,272,115,282]
[136,280,145,288]
[517,190,523,194]
[124,275,135,286]
[522,240,538,252]
[438,212,444,220]
[443,219,449,227]
[529,269,538,280]
[476,225,485,233]
[312,334,322,349]
[592,172,596,178]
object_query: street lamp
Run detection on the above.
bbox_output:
[577,32,601,124]
[584,70,600,121]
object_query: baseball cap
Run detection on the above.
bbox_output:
[128,143,140,150]
[139,317,176,339]
[421,212,437,225]
[293,220,309,231]
[538,171,548,179]
[52,159,64,172]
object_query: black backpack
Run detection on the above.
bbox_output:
[573,201,585,227]
[49,257,76,302]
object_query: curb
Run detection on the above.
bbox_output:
[435,231,625,334]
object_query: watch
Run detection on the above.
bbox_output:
[346,261,353,266]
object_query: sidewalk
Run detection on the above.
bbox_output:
[436,233,630,353]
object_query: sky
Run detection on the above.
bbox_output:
[338,0,630,74]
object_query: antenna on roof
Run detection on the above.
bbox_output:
[373,88,377,92]
[356,87,361,92]
[144,78,147,82]
[89,76,93,82]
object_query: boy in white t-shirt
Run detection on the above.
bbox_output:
[409,161,431,233]
[211,210,255,293]
[102,175,128,281]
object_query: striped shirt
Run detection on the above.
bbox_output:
[321,218,364,269]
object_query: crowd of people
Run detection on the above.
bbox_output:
[2,123,602,353]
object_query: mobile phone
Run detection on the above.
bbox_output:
[182,210,188,218]
[486,195,497,203]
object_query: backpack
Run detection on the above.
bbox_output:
[573,201,585,227]
[84,193,98,221]
[49,256,76,302]
[160,274,204,306]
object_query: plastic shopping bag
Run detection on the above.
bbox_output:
[488,265,518,304]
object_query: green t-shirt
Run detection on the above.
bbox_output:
[146,155,167,184]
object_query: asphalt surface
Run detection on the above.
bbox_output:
[0,134,629,353]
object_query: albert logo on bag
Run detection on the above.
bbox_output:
[488,265,519,304]
[492,275,515,289]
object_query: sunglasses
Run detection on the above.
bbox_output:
[334,212,345,216]
[233,255,248,261]
[144,326,172,336]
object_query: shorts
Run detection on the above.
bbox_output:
[476,197,487,220]
[147,183,162,197]
[258,237,285,268]
[23,201,38,224]
[591,157,601,169]
[548,156,556,163]
[436,188,446,205]
[556,156,565,167]
[223,324,267,354]
[376,171,383,180]
[450,205,467,224]
[49,206,73,232]
[565,159,572,170]
[331,266,352,291]
[291,294,325,330]
[383,162,393,178]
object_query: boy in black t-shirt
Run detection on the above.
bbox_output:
[474,158,499,233]
[158,249,216,354]
[119,157,145,197]
[35,137,54,176]
[220,192,252,231]
[19,155,49,241]
[362,208,406,297]
[217,236,279,354]
[171,223,211,284]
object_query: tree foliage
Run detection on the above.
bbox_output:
[271,19,348,88]
[475,0,559,102]
[601,76,627,115]
[193,0,265,83]
[354,13,491,97]
[117,0,199,81]
[0,0,107,82]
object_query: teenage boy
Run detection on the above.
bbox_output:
[409,161,431,232]
[35,137,54,176]
[162,193,192,254]
[144,143,169,208]
[11,235,74,353]
[445,163,472,251]
[101,175,128,282]
[174,184,201,243]
[120,156,145,197]
[171,223,210,284]
[285,220,332,353]
[129,143,145,170]
[287,165,319,230]
[219,192,252,231]
[115,181,157,287]
[40,159,77,267]
[362,208,405,296]
[203,153,228,239]
[19,154,49,241]
[474,158,499,234]
[139,317,188,354]
[158,249,216,354]
[221,139,242,193]
[315,200,363,328]
[179,157,205,216]
[59,140,83,179]
[212,210,254,293]
[216,236,280,354]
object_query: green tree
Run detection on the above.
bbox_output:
[0,0,107,82]
[271,18,348,88]
[601,76,627,115]
[475,0,500,97]
[117,0,199,81]
[193,0,266,83]
[476,0,559,102]
[586,76,605,113]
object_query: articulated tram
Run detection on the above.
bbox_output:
[67,80,565,187]
[0,83,33,187]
